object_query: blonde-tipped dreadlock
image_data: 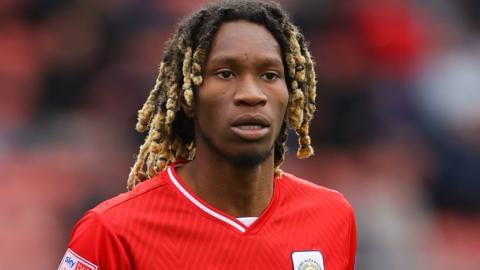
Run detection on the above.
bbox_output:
[127,0,317,190]
[181,47,194,107]
[135,63,165,133]
[285,23,315,159]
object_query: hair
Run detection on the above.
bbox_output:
[127,0,317,190]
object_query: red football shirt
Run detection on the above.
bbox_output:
[59,163,356,270]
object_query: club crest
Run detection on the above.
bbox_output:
[292,251,324,270]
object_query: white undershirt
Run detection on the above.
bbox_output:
[237,217,258,227]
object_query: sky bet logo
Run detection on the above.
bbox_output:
[64,255,76,268]
[58,249,98,270]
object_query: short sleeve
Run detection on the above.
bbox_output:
[58,211,131,270]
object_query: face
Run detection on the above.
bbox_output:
[192,20,289,167]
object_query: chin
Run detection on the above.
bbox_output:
[223,146,273,168]
[197,125,274,168]
[225,153,271,168]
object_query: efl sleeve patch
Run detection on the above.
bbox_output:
[58,248,98,270]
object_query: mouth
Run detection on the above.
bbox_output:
[230,115,271,140]
[233,125,265,130]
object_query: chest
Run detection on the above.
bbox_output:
[125,214,349,270]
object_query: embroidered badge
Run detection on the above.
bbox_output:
[292,251,324,270]
[58,249,98,270]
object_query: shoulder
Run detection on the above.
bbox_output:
[278,172,348,201]
[277,172,354,215]
[88,170,172,222]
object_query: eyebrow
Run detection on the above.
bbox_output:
[207,55,283,69]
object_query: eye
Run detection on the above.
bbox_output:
[261,72,280,81]
[216,70,235,80]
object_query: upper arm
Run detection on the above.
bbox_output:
[58,211,131,270]
[346,204,357,270]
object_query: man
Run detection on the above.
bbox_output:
[59,1,356,269]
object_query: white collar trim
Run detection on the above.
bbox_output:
[167,165,247,233]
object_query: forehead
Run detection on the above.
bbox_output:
[207,20,282,61]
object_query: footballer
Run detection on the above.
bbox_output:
[59,1,356,269]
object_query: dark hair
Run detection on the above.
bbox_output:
[127,0,317,190]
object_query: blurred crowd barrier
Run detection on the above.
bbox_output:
[1,0,479,269]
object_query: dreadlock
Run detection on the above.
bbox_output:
[127,0,317,190]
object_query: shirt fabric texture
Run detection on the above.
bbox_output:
[60,162,357,269]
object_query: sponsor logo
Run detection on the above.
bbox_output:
[58,249,98,270]
[292,251,324,270]
[75,261,94,270]
[64,256,76,268]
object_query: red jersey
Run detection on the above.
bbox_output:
[59,163,356,270]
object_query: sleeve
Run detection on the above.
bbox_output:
[58,211,131,270]
[346,205,357,270]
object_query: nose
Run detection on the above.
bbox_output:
[233,76,267,106]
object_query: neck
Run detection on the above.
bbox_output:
[176,148,275,218]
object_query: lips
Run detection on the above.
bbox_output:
[231,114,270,128]
[230,115,271,140]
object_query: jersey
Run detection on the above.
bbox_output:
[59,162,356,270]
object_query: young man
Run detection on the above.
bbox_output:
[59,1,356,269]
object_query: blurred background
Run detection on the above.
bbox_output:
[1,0,479,269]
